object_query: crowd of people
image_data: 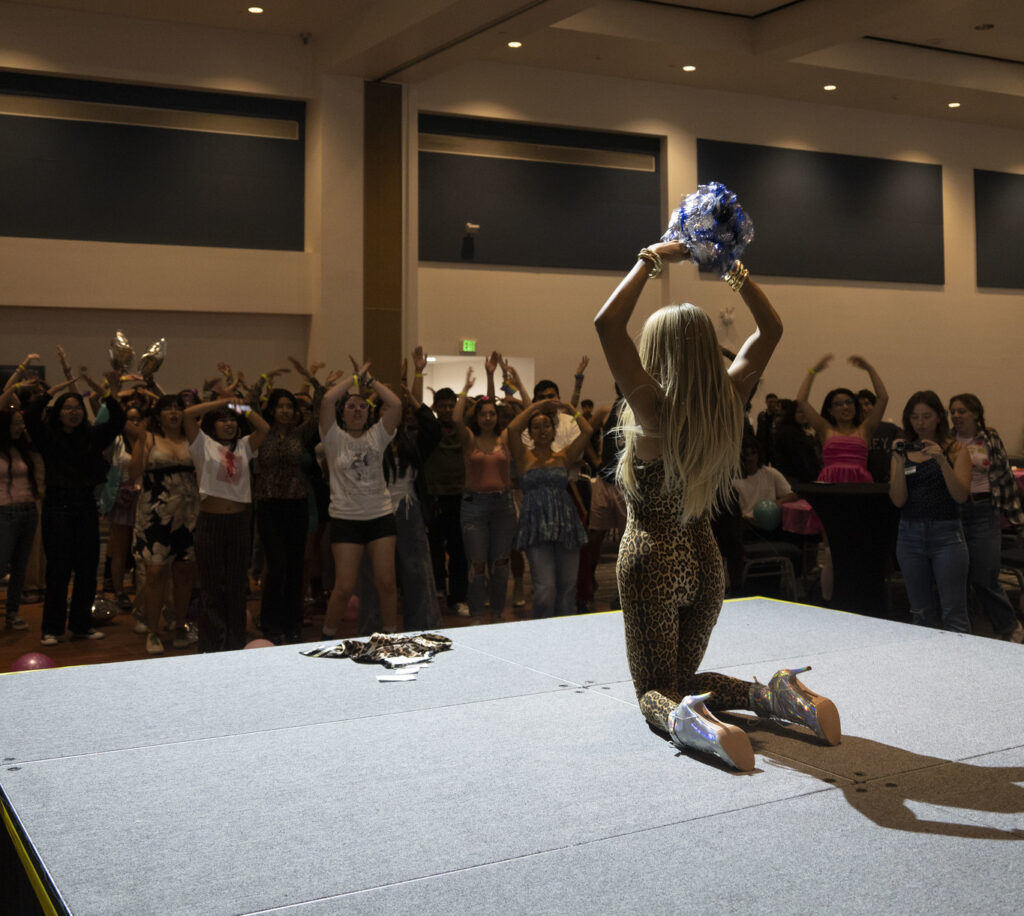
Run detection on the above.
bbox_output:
[1,330,1021,665]
[0,345,630,655]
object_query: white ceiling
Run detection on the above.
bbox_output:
[8,0,1024,129]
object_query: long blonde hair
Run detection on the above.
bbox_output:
[616,303,744,522]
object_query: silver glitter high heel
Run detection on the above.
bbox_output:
[749,666,841,745]
[668,692,755,771]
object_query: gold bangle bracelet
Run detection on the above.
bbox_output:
[637,248,663,279]
[722,260,749,292]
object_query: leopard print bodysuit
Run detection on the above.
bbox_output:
[617,457,754,732]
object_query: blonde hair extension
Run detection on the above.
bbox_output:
[615,303,744,522]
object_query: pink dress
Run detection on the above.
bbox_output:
[817,435,873,483]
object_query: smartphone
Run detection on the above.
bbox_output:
[227,403,251,415]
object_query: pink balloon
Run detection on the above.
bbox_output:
[10,652,56,672]
[243,639,275,650]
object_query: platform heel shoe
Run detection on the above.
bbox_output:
[749,666,841,745]
[668,693,755,771]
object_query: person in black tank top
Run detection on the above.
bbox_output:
[889,391,971,632]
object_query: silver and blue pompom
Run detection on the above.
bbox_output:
[662,182,753,274]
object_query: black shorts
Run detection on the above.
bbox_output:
[330,514,397,545]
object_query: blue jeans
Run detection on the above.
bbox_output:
[0,502,38,620]
[960,499,1018,636]
[461,490,516,616]
[524,542,579,618]
[359,498,440,633]
[896,518,970,633]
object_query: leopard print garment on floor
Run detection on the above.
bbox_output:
[618,458,754,733]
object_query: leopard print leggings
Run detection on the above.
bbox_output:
[618,460,754,733]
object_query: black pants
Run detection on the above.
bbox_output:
[195,510,251,652]
[256,498,308,641]
[41,490,99,636]
[427,494,467,605]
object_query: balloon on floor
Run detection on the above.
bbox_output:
[11,652,56,672]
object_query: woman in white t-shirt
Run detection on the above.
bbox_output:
[184,397,269,652]
[319,364,403,636]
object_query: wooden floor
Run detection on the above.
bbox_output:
[0,553,623,672]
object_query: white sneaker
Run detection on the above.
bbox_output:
[71,629,105,640]
[146,633,164,655]
[455,602,471,617]
[40,633,58,646]
[134,619,149,634]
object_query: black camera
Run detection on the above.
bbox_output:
[893,441,906,457]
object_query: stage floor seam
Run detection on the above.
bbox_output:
[241,783,846,915]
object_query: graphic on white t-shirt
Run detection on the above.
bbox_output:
[216,444,241,483]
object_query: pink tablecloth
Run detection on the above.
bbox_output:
[781,499,823,535]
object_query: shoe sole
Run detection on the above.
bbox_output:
[715,723,755,772]
[810,696,842,746]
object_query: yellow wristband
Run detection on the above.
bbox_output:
[808,368,817,375]
[573,411,582,421]
[353,374,360,388]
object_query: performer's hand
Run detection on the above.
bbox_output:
[649,241,690,263]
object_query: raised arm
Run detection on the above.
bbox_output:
[184,396,231,444]
[595,244,679,432]
[557,401,594,465]
[484,350,500,401]
[245,405,270,451]
[506,400,545,471]
[452,366,475,451]
[569,355,589,408]
[3,353,40,394]
[795,354,833,440]
[364,368,403,435]
[319,366,364,438]
[849,356,888,437]
[724,269,784,406]
[410,346,427,405]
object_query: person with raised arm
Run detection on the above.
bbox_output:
[505,393,591,618]
[319,363,403,636]
[24,365,125,644]
[595,238,839,771]
[453,363,519,621]
[184,392,269,652]
[796,354,888,483]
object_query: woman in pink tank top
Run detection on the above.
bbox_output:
[453,365,521,621]
[796,353,889,480]
[796,354,889,598]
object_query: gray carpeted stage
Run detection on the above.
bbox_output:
[2,598,1023,915]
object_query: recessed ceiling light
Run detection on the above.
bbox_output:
[823,84,837,91]
[248,6,264,13]
[682,65,696,72]
[507,40,522,49]
[948,101,961,108]
[974,23,994,31]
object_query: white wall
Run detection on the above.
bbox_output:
[1,305,310,395]
[410,61,1024,449]
[0,1,364,376]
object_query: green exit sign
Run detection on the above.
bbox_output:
[461,339,477,354]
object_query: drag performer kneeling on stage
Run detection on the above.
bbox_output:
[595,238,840,771]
